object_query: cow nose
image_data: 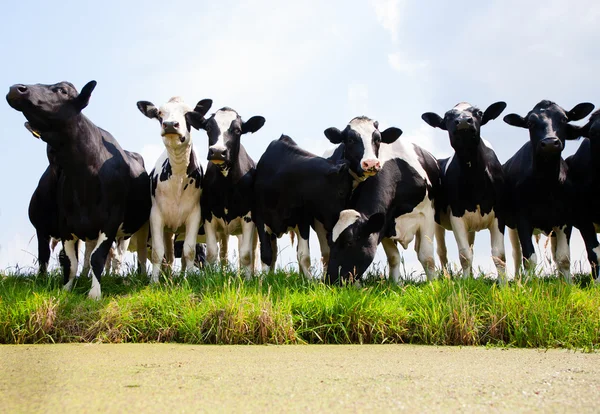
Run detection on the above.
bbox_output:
[208,147,227,161]
[7,84,29,102]
[162,121,180,134]
[540,137,562,153]
[455,118,474,129]
[361,159,381,173]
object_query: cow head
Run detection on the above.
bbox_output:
[137,97,212,148]
[324,117,402,178]
[580,110,600,141]
[6,80,97,138]
[326,210,386,284]
[504,100,594,158]
[422,101,506,156]
[199,107,265,175]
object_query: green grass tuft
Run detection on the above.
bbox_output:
[1,270,599,349]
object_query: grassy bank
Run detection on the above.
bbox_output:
[1,269,599,349]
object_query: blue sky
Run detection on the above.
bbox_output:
[2,0,600,277]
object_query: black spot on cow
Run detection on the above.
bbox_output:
[159,159,172,182]
[186,149,202,188]
[243,216,252,223]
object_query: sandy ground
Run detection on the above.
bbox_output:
[1,344,599,413]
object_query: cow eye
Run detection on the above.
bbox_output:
[57,87,67,95]
[234,128,242,135]
[477,110,483,117]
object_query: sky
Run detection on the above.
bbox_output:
[2,0,600,278]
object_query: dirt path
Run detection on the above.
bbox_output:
[2,344,599,412]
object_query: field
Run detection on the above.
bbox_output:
[1,269,599,349]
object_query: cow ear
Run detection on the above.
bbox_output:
[482,101,507,125]
[185,111,205,131]
[137,101,159,120]
[361,213,385,237]
[567,103,595,121]
[242,116,266,134]
[193,99,213,118]
[421,112,446,130]
[503,113,527,128]
[327,161,349,176]
[324,127,343,144]
[74,80,97,111]
[381,127,403,144]
[566,124,586,141]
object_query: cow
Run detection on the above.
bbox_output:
[326,138,441,285]
[315,117,403,272]
[173,240,207,268]
[566,110,600,282]
[502,100,594,281]
[421,102,507,281]
[136,97,212,282]
[7,80,152,299]
[253,135,353,277]
[196,107,265,278]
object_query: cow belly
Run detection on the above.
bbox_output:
[154,182,201,232]
[392,198,434,249]
[212,216,244,236]
[455,207,496,232]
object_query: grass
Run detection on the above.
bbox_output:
[0,268,599,349]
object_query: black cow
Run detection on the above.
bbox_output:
[566,110,600,281]
[503,100,594,281]
[422,102,507,281]
[7,81,151,299]
[326,139,441,284]
[314,117,403,272]
[197,107,265,278]
[253,135,353,277]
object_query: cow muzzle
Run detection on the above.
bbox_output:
[208,147,227,164]
[361,159,381,176]
[455,117,474,130]
[6,84,30,109]
[539,137,562,154]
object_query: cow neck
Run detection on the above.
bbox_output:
[166,141,193,176]
[590,139,600,175]
[48,115,105,174]
[227,144,251,182]
[454,143,486,172]
[532,153,563,183]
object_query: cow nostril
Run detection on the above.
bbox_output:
[17,86,27,93]
[222,150,227,157]
[467,118,473,124]
[173,122,179,128]
[455,120,460,125]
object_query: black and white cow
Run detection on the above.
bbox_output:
[314,117,403,271]
[326,138,441,284]
[253,135,353,277]
[566,110,600,281]
[197,107,265,278]
[7,81,152,299]
[503,100,594,281]
[422,102,507,280]
[137,97,211,282]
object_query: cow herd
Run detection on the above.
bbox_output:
[5,80,600,299]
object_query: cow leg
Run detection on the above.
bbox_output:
[105,245,114,274]
[80,241,95,278]
[204,219,219,267]
[150,210,166,283]
[61,239,79,291]
[36,231,51,275]
[578,222,600,281]
[450,216,472,278]
[164,232,175,270]
[239,215,255,279]
[517,220,536,276]
[417,225,436,281]
[490,219,507,284]
[182,208,201,275]
[295,226,312,278]
[89,232,116,300]
[507,228,522,278]
[468,231,476,248]
[435,224,448,273]
[382,238,401,284]
[111,238,130,275]
[219,234,229,267]
[554,226,571,283]
[131,222,149,275]
[314,219,330,275]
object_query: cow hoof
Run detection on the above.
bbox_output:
[88,287,102,300]
[63,280,74,292]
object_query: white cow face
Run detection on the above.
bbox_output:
[324,117,402,178]
[200,107,265,175]
[137,97,212,149]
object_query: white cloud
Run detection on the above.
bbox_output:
[371,0,405,42]
[402,124,452,159]
[388,52,429,75]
